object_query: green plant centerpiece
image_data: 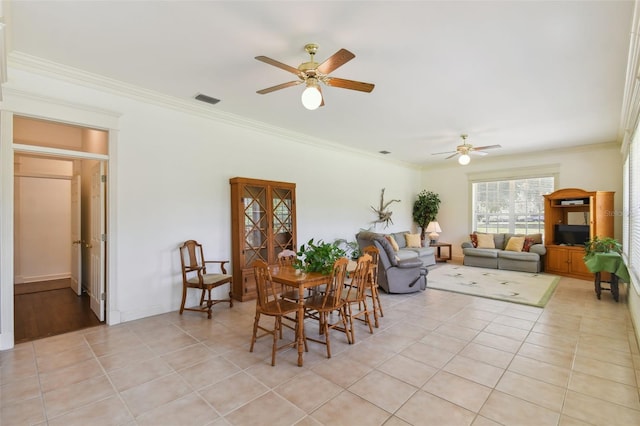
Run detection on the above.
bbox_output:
[295,238,346,275]
[412,190,441,241]
[584,236,622,257]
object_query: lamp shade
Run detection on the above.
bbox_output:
[425,221,442,244]
[425,221,442,233]
[458,154,471,165]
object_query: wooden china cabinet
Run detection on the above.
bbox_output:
[230,177,297,301]
[543,188,614,280]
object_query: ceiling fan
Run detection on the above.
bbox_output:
[255,43,375,110]
[431,134,502,165]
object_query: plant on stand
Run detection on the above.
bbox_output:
[412,190,441,243]
[584,236,622,257]
[295,239,346,275]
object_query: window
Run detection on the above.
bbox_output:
[472,176,555,234]
[624,129,640,293]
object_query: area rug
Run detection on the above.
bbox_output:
[426,264,560,307]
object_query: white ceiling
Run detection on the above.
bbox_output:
[4,0,635,165]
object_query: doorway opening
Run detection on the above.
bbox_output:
[13,116,108,342]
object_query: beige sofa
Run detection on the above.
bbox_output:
[461,232,546,273]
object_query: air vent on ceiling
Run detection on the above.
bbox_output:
[194,93,220,105]
[379,150,391,155]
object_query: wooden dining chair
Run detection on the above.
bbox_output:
[362,245,384,327]
[304,257,352,358]
[249,260,306,366]
[277,249,297,266]
[342,254,374,343]
[179,240,233,319]
[278,249,318,302]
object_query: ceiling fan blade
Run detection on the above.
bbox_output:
[431,150,457,156]
[470,150,488,156]
[325,77,375,93]
[256,81,302,94]
[473,144,502,151]
[445,152,460,160]
[255,56,302,76]
[316,48,355,75]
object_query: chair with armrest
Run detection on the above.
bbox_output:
[356,231,427,294]
[179,240,233,319]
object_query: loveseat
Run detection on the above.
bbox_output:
[355,231,435,293]
[461,232,546,273]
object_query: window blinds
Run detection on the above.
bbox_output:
[629,132,640,293]
[472,176,554,235]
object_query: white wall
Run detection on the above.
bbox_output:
[14,156,72,283]
[421,144,624,262]
[2,66,633,347]
[113,103,421,321]
[2,67,422,324]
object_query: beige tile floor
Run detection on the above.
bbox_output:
[2,275,640,425]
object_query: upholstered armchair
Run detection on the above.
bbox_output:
[355,231,427,294]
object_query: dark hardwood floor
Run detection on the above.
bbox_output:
[14,279,103,343]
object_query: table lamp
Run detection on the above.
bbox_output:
[425,221,442,244]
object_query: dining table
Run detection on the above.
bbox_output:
[269,265,328,366]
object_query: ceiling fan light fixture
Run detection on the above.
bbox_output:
[301,78,322,110]
[256,44,374,108]
[458,154,471,165]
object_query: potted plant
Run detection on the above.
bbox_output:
[584,236,622,257]
[295,238,346,275]
[412,190,441,241]
[334,238,361,260]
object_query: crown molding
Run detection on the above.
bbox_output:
[7,51,418,170]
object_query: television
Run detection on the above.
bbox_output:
[554,224,590,246]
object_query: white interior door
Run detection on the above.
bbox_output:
[89,162,105,321]
[70,174,81,295]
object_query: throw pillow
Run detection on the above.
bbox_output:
[525,233,543,245]
[469,233,478,248]
[404,233,422,248]
[523,237,535,252]
[476,233,496,249]
[385,235,400,251]
[505,236,526,252]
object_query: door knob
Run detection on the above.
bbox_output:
[85,243,93,249]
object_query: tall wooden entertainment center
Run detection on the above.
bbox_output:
[543,188,614,280]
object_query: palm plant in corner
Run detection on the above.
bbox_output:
[412,190,441,242]
[295,239,346,275]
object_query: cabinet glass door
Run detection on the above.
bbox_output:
[272,187,294,257]
[242,185,268,267]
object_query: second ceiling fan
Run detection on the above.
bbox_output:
[432,134,502,165]
[255,43,375,110]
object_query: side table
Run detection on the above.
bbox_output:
[584,252,630,302]
[430,242,452,262]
